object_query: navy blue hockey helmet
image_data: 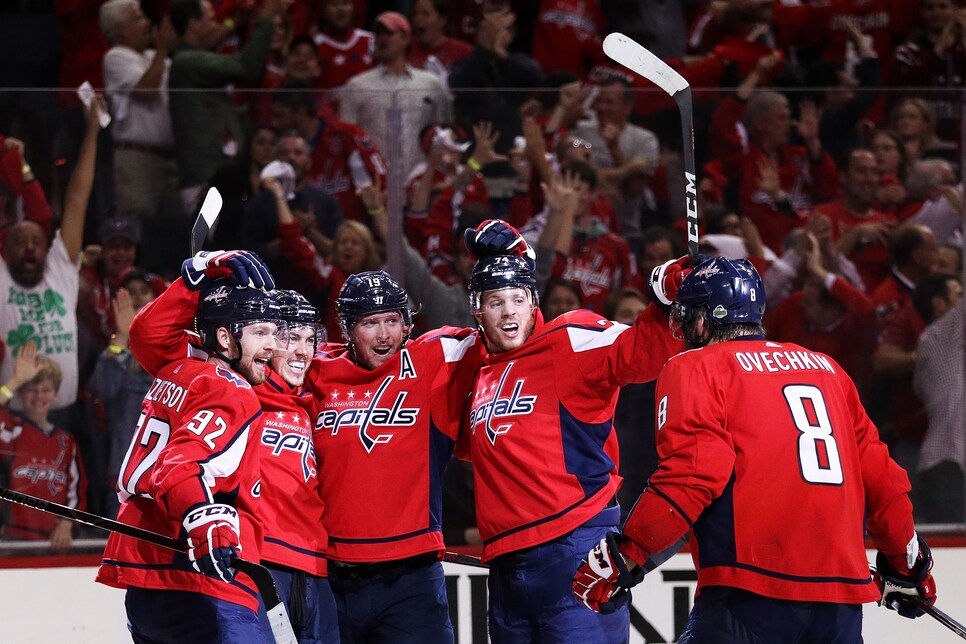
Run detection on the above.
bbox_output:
[273,289,325,344]
[468,254,538,309]
[197,281,285,350]
[335,271,412,339]
[671,256,765,333]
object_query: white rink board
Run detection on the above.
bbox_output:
[1,549,963,643]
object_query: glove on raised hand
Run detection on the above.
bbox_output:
[648,255,692,307]
[464,219,535,262]
[181,250,275,291]
[183,503,241,583]
[875,536,937,619]
[572,532,645,614]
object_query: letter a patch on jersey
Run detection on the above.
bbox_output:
[398,349,417,380]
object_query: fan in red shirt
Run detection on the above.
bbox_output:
[407,0,473,75]
[313,0,374,92]
[572,255,937,640]
[819,148,899,292]
[0,347,86,551]
[271,80,387,223]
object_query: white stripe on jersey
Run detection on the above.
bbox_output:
[440,334,478,363]
[567,323,629,353]
[201,427,251,498]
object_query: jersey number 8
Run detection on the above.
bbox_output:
[783,385,844,485]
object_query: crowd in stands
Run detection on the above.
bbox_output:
[0,0,964,549]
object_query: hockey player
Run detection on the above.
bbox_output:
[458,219,687,642]
[121,256,340,643]
[96,251,285,642]
[572,256,938,642]
[307,270,481,643]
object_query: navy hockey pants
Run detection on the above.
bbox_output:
[678,586,863,644]
[329,555,453,643]
[125,586,265,644]
[256,567,340,643]
[487,515,629,644]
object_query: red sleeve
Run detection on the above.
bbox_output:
[129,278,199,376]
[565,305,684,388]
[622,354,729,566]
[809,152,840,205]
[154,379,263,520]
[828,275,875,316]
[277,220,331,291]
[708,95,747,177]
[67,432,88,511]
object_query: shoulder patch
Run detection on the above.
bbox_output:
[214,366,252,389]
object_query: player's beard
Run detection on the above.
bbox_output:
[237,350,271,385]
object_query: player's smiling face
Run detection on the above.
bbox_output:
[272,325,318,387]
[476,288,536,353]
[234,322,281,385]
[350,311,407,370]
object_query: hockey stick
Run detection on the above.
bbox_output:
[190,186,223,255]
[904,598,966,640]
[602,33,699,260]
[0,487,297,644]
[442,550,487,569]
[870,562,966,639]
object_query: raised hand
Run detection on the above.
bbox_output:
[181,250,275,291]
[471,121,508,167]
[464,219,534,261]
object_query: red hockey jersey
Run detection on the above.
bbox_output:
[305,118,388,223]
[623,337,915,603]
[96,357,265,611]
[462,306,682,562]
[125,279,330,576]
[306,328,482,563]
[314,28,374,90]
[0,410,87,539]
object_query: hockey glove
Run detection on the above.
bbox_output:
[181,250,275,291]
[183,503,242,583]
[648,255,692,308]
[875,535,937,619]
[464,219,536,262]
[572,532,645,614]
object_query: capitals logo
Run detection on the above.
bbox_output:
[468,362,537,445]
[315,376,419,453]
[261,411,317,482]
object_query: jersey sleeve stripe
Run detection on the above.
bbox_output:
[566,323,629,353]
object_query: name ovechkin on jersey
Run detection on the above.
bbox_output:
[261,411,317,482]
[468,362,537,445]
[315,375,419,453]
